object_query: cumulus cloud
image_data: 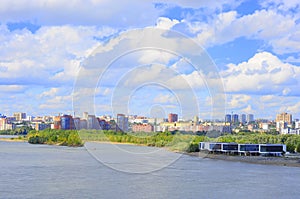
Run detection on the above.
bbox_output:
[176,9,299,54]
[0,85,25,93]
[0,25,116,87]
[221,51,300,95]
[153,93,177,104]
[0,0,299,118]
[156,17,180,30]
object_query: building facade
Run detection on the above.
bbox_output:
[225,114,231,123]
[132,123,154,133]
[232,114,239,124]
[276,112,292,125]
[239,114,246,124]
[61,115,75,130]
[168,113,178,123]
[116,114,128,132]
[0,117,14,130]
[52,116,61,129]
[13,112,26,121]
[247,114,254,123]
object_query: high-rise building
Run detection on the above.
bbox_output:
[232,114,239,124]
[168,113,178,123]
[225,114,231,123]
[117,114,128,132]
[87,115,99,129]
[13,112,26,121]
[276,112,292,125]
[247,114,254,123]
[52,116,61,129]
[79,119,87,129]
[0,117,14,130]
[73,117,80,129]
[239,114,246,124]
[61,115,75,130]
[193,115,199,124]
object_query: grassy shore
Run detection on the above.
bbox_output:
[0,136,27,142]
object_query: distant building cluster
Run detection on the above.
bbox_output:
[0,111,299,135]
[225,113,254,124]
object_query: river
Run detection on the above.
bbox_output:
[0,140,300,199]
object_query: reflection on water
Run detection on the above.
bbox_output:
[0,141,300,199]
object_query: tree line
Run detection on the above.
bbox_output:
[25,129,300,153]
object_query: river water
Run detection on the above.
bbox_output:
[0,140,300,199]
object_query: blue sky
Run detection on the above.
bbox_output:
[0,0,300,120]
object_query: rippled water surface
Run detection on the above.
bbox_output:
[1,141,300,199]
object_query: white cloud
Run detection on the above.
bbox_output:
[0,25,117,86]
[183,9,299,54]
[285,55,300,63]
[227,94,251,109]
[221,51,300,95]
[39,95,72,110]
[0,85,25,93]
[156,17,180,30]
[153,93,176,104]
[138,49,177,65]
[39,88,59,98]
[260,0,300,13]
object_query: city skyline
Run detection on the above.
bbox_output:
[0,0,300,119]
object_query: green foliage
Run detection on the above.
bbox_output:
[0,126,33,135]
[27,128,300,153]
[27,129,83,147]
[78,130,209,152]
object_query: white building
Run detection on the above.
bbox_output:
[295,121,300,129]
[282,128,300,135]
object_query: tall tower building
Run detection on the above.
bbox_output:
[168,113,178,123]
[61,115,75,130]
[232,114,239,124]
[276,113,292,125]
[239,114,246,124]
[13,112,26,121]
[247,114,254,123]
[225,114,231,123]
[53,116,61,129]
[117,114,128,132]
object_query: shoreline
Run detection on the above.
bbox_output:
[2,139,300,167]
[181,151,300,168]
[0,138,27,142]
[88,141,300,168]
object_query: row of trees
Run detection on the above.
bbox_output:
[26,129,300,153]
[0,126,33,135]
[27,129,83,147]
[78,129,206,152]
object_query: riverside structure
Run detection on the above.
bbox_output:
[199,142,286,156]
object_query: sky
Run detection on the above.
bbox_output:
[0,0,300,120]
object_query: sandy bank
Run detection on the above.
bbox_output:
[0,138,27,142]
